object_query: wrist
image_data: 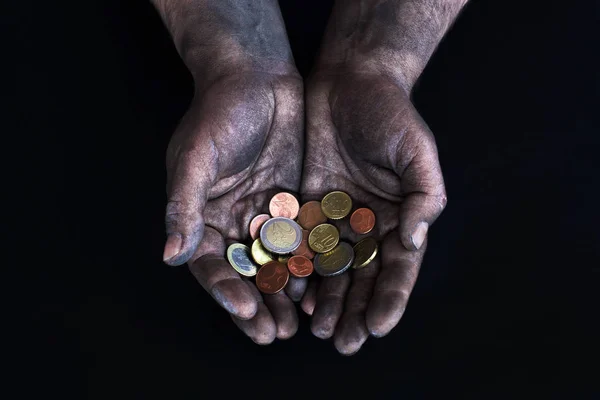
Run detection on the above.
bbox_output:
[314,0,469,92]
[153,0,298,88]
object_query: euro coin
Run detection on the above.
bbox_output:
[297,201,327,230]
[352,237,378,269]
[249,214,270,240]
[260,217,302,254]
[256,261,289,294]
[350,208,376,234]
[308,223,339,253]
[269,192,300,220]
[251,238,275,266]
[292,229,315,259]
[321,191,352,220]
[287,255,313,278]
[313,242,355,277]
[226,243,258,277]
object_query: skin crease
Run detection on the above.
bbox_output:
[301,0,468,355]
[152,0,304,344]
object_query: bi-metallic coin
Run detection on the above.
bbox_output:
[226,243,259,277]
[260,217,302,254]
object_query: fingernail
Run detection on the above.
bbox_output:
[410,222,429,250]
[163,233,182,261]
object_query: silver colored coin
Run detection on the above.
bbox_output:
[313,242,355,277]
[226,243,258,277]
[259,217,303,254]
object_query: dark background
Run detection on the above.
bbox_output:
[11,0,597,397]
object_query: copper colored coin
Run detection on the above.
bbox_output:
[287,255,313,278]
[292,229,315,259]
[350,208,376,234]
[269,192,300,219]
[256,261,289,294]
[297,201,328,230]
[249,214,271,240]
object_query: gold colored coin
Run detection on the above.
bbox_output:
[321,191,353,220]
[352,237,378,269]
[278,254,291,264]
[226,243,258,277]
[313,242,355,277]
[251,239,275,266]
[308,223,340,253]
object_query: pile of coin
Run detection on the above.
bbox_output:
[226,191,378,295]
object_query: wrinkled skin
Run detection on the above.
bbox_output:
[164,72,305,344]
[300,71,447,355]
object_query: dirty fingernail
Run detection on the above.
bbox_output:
[163,233,182,261]
[410,222,429,250]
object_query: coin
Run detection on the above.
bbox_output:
[292,229,315,259]
[287,255,313,278]
[269,192,300,219]
[308,223,339,253]
[321,191,352,220]
[297,201,328,230]
[249,214,270,240]
[251,238,275,265]
[313,242,355,277]
[256,261,289,294]
[278,254,291,263]
[350,208,376,234]
[352,237,378,269]
[260,217,302,254]
[226,243,258,277]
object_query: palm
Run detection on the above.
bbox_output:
[165,72,304,344]
[301,73,447,354]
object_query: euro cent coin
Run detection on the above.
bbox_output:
[249,214,271,240]
[313,242,355,277]
[226,243,259,277]
[256,261,290,294]
[352,237,378,269]
[292,229,315,259]
[321,191,352,220]
[260,217,302,254]
[251,238,275,266]
[308,223,339,253]
[350,208,376,234]
[269,192,300,219]
[297,201,327,230]
[287,255,313,278]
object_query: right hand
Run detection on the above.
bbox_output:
[163,71,305,344]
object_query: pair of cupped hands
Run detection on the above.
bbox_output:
[161,56,447,355]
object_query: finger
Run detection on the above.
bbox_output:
[231,281,277,345]
[334,256,380,355]
[164,135,218,266]
[300,278,319,315]
[366,230,424,337]
[263,291,299,340]
[394,121,447,251]
[188,227,257,320]
[284,276,308,302]
[311,274,351,339]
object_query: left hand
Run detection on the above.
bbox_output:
[300,71,447,355]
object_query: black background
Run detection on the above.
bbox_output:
[11,0,598,397]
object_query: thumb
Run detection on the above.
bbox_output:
[395,126,447,251]
[163,142,217,266]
